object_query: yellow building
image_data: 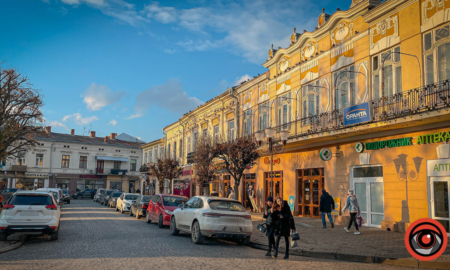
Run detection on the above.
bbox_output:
[160,0,450,234]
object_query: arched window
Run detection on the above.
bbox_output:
[372,46,402,100]
[243,109,252,136]
[258,101,269,131]
[302,80,319,124]
[333,65,356,109]
[424,23,450,85]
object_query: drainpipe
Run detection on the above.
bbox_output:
[48,140,56,188]
[228,87,239,138]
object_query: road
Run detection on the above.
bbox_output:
[0,199,414,270]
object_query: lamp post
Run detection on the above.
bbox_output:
[254,128,289,197]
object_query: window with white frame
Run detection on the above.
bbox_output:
[214,125,219,141]
[333,65,356,109]
[243,109,252,136]
[372,46,402,100]
[277,92,291,129]
[149,151,152,163]
[62,155,70,168]
[259,101,269,131]
[35,153,44,167]
[302,80,319,124]
[16,151,26,166]
[423,24,450,85]
[228,120,235,141]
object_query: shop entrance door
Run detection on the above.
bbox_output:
[351,165,384,227]
[430,177,450,234]
[243,174,256,210]
[297,169,324,218]
[264,172,283,200]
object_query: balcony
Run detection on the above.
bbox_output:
[11,165,27,172]
[111,169,128,175]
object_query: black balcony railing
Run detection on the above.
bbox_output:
[270,80,450,139]
[111,169,128,175]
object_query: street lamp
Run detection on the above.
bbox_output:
[254,128,289,197]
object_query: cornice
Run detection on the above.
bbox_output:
[235,73,269,94]
[363,0,410,24]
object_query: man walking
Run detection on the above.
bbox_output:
[319,189,335,228]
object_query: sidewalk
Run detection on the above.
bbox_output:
[250,213,450,269]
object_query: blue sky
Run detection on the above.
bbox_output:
[0,0,351,142]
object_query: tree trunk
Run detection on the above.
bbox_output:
[234,182,240,203]
[203,185,210,196]
[159,180,164,194]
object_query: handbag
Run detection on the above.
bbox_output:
[257,223,267,233]
[290,231,300,241]
[356,215,363,227]
[290,238,298,248]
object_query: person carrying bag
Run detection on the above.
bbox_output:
[262,196,275,257]
[272,196,296,260]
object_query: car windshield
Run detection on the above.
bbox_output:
[4,188,19,192]
[106,190,113,195]
[163,197,187,207]
[125,195,138,200]
[62,190,69,195]
[209,201,246,212]
[9,194,53,205]
[142,196,152,203]
[112,192,123,197]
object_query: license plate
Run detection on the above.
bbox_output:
[19,211,39,216]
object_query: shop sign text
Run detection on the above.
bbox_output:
[264,157,280,165]
[343,102,371,126]
[417,131,450,145]
[365,137,412,150]
[427,159,450,177]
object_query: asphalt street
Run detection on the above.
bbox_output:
[0,199,417,270]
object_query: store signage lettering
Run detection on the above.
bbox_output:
[417,131,450,145]
[80,175,102,178]
[433,163,450,172]
[182,170,192,176]
[343,102,371,126]
[264,157,281,165]
[365,137,412,150]
[427,159,450,177]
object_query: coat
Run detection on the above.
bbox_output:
[342,195,361,214]
[263,204,278,237]
[272,201,296,236]
[319,191,335,213]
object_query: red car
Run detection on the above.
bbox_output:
[146,194,188,228]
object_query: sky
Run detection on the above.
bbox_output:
[0,0,352,142]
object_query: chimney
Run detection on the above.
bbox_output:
[45,126,51,133]
[104,136,109,143]
[111,133,117,140]
[71,129,75,135]
[90,131,96,138]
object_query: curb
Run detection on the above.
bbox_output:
[249,242,450,269]
[0,235,26,255]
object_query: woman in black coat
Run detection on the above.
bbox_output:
[272,196,296,259]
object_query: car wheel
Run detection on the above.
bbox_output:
[50,230,59,241]
[158,215,164,228]
[146,212,152,223]
[191,221,205,244]
[67,200,71,204]
[237,237,250,246]
[0,233,7,241]
[170,217,179,236]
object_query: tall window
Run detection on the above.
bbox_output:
[173,142,177,159]
[114,161,121,170]
[144,153,148,163]
[79,156,87,169]
[302,80,320,124]
[62,155,70,168]
[179,139,183,158]
[35,153,44,167]
[193,130,198,149]
[243,109,252,136]
[259,102,269,131]
[202,128,207,138]
[188,137,192,152]
[228,120,235,141]
[130,159,137,171]
[278,92,291,129]
[372,46,402,99]
[424,24,450,85]
[334,65,356,109]
[16,151,26,166]
[160,148,165,158]
[149,151,152,163]
[214,125,219,141]
[168,144,171,159]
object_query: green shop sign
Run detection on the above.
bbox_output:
[365,138,413,150]
[417,131,450,145]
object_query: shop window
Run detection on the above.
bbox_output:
[110,181,122,191]
[35,153,44,167]
[79,156,87,169]
[114,161,121,170]
[62,155,70,168]
[130,159,137,171]
[372,46,402,99]
[334,65,356,109]
[259,101,269,131]
[228,120,235,141]
[245,174,256,179]
[353,166,383,178]
[56,179,70,190]
[243,109,252,136]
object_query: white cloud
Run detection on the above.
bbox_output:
[176,39,222,51]
[63,113,99,125]
[108,119,118,126]
[141,2,177,23]
[164,49,175,54]
[82,83,127,111]
[127,78,203,119]
[46,120,70,131]
[234,74,252,85]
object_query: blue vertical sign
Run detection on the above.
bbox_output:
[343,102,371,126]
[288,196,295,212]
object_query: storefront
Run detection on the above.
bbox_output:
[52,174,106,194]
[173,166,193,198]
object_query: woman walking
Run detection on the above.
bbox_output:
[272,196,296,259]
[263,196,276,256]
[342,190,361,235]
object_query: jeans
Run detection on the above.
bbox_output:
[268,231,275,251]
[348,212,359,231]
[321,212,333,227]
[275,235,289,256]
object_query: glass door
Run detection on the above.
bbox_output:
[264,172,283,200]
[297,169,324,218]
[430,177,450,234]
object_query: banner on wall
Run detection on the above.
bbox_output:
[173,179,191,198]
[288,195,295,212]
[331,197,340,215]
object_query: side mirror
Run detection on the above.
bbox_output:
[179,204,184,209]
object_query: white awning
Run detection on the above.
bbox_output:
[96,156,129,162]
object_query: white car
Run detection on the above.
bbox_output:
[36,188,63,206]
[170,196,252,245]
[0,191,61,241]
[116,193,139,213]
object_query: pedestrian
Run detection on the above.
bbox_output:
[271,196,296,259]
[342,190,361,235]
[319,189,335,229]
[211,189,219,196]
[228,189,236,199]
[90,190,95,199]
[0,192,4,211]
[136,188,141,194]
[263,196,275,257]
[247,185,254,212]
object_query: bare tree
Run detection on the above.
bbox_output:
[213,136,259,201]
[0,66,44,161]
[192,136,216,196]
[149,157,183,194]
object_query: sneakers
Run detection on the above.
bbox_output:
[265,250,271,256]
[331,222,334,228]
[354,231,360,235]
[322,227,326,229]
[344,227,349,233]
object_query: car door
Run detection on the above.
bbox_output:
[186,198,203,230]
[149,196,157,220]
[178,197,196,228]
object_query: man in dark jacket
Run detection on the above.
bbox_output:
[319,189,335,228]
[263,196,274,256]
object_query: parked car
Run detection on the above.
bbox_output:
[98,190,113,206]
[0,188,21,206]
[170,196,252,245]
[94,188,106,202]
[0,191,61,241]
[73,189,95,199]
[116,193,139,213]
[108,191,124,208]
[146,194,187,228]
[61,189,71,204]
[130,195,152,219]
[36,188,64,206]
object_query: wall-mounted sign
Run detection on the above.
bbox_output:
[427,159,450,177]
[320,148,332,161]
[417,131,450,145]
[182,170,192,176]
[288,195,295,212]
[264,157,281,165]
[365,137,412,150]
[355,142,364,153]
[214,162,227,174]
[331,197,340,216]
[267,171,283,178]
[343,102,371,126]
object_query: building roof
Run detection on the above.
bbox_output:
[116,133,146,143]
[36,132,144,149]
[141,138,164,149]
